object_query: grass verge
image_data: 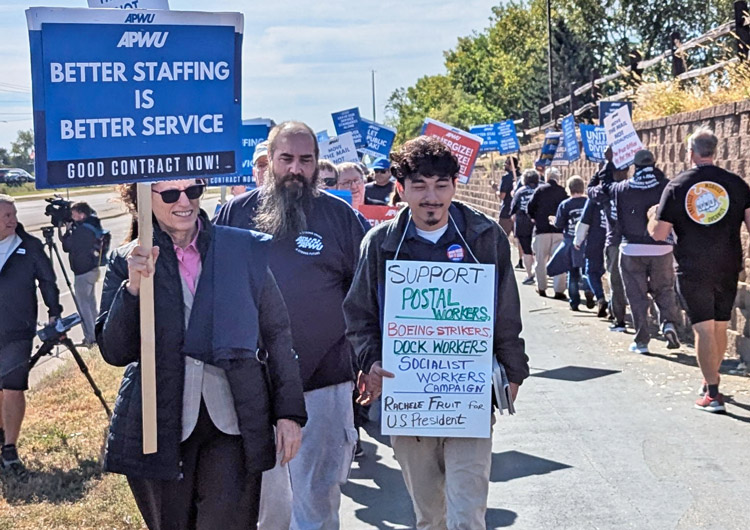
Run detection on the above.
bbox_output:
[0,347,143,530]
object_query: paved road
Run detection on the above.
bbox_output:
[341,267,750,529]
[23,197,750,529]
[15,190,126,232]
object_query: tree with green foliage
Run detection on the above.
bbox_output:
[9,130,34,173]
[386,0,738,142]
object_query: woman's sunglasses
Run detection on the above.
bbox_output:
[152,184,205,204]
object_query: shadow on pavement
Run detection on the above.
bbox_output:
[486,507,518,528]
[490,450,571,482]
[531,365,622,382]
[644,352,748,378]
[342,442,415,530]
[723,395,750,424]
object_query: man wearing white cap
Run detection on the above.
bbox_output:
[253,140,270,187]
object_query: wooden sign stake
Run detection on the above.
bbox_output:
[137,183,158,454]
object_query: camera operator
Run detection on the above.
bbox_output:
[0,194,62,476]
[59,202,103,347]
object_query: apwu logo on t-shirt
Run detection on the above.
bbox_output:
[295,231,324,256]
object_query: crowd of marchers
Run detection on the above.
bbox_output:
[0,121,747,530]
[494,126,749,417]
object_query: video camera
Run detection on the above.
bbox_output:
[37,314,82,343]
[44,195,73,228]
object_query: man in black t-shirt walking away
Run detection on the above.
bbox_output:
[651,127,750,413]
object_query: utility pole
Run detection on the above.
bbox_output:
[371,69,377,121]
[547,0,554,106]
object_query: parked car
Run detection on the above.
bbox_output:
[0,168,34,185]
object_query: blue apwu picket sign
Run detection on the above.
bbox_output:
[27,8,243,189]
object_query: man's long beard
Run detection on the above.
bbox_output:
[255,171,319,239]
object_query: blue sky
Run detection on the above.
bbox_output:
[0,0,498,149]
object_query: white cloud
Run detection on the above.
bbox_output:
[0,0,497,148]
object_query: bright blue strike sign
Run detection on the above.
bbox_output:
[469,124,498,154]
[26,8,243,189]
[496,120,520,155]
[332,108,364,149]
[561,115,580,162]
[359,118,396,158]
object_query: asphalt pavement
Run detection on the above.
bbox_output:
[22,195,750,529]
[341,267,750,529]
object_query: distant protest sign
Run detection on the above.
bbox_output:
[604,105,643,169]
[316,130,330,143]
[470,124,499,154]
[332,107,364,148]
[381,260,496,438]
[359,118,396,159]
[580,124,608,163]
[551,136,569,167]
[320,132,359,164]
[538,131,562,166]
[27,8,242,189]
[497,119,520,155]
[422,118,482,184]
[599,101,633,126]
[212,119,270,186]
[561,115,580,163]
[358,204,399,228]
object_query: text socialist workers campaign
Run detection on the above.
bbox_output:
[27,8,243,188]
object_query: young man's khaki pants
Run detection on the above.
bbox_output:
[391,431,493,530]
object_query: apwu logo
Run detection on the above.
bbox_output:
[124,13,156,24]
[117,30,168,47]
[295,231,324,256]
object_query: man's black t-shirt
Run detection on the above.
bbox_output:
[365,180,394,204]
[555,196,587,238]
[510,184,537,237]
[498,170,516,219]
[657,165,750,277]
[214,190,366,391]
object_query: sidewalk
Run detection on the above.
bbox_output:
[341,269,750,529]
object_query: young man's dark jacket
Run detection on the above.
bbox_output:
[0,224,62,344]
[61,215,104,275]
[527,180,568,234]
[96,211,307,481]
[611,166,671,247]
[343,201,529,385]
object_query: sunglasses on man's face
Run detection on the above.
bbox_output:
[323,177,338,187]
[152,184,205,204]
[374,169,388,174]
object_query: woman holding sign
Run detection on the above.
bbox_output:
[344,136,529,530]
[96,179,307,530]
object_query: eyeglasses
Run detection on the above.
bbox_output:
[323,177,338,187]
[338,179,363,189]
[374,169,388,174]
[152,184,205,204]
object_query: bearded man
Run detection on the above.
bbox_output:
[214,121,366,529]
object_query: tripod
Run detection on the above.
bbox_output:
[41,226,84,319]
[29,335,112,418]
[34,227,112,418]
